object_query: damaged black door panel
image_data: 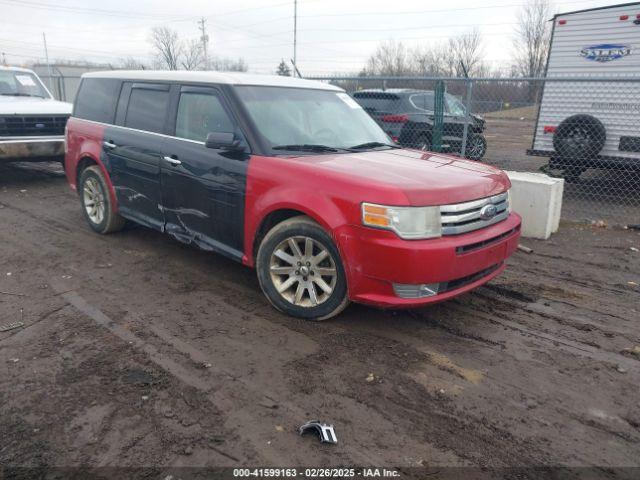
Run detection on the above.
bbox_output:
[159,85,248,260]
[105,82,171,231]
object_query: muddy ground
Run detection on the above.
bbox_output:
[0,162,639,477]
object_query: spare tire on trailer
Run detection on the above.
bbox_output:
[553,114,606,159]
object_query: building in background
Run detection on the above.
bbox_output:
[30,62,114,102]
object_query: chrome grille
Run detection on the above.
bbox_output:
[440,192,509,235]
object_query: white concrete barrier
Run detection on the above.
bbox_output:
[505,171,564,240]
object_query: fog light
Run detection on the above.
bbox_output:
[392,282,440,299]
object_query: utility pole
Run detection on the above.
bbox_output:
[42,33,53,91]
[198,17,209,70]
[293,0,298,77]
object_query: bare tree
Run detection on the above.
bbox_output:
[448,29,485,77]
[411,42,456,76]
[119,57,147,70]
[181,39,203,70]
[150,26,182,70]
[365,40,412,76]
[512,0,553,78]
[210,57,248,72]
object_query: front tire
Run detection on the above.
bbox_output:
[78,165,125,234]
[465,133,487,160]
[256,216,349,321]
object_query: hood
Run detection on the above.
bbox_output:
[295,148,510,206]
[0,96,73,115]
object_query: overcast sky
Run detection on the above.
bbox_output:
[0,0,617,75]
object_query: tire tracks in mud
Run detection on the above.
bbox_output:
[49,277,453,467]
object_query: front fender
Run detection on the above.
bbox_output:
[243,183,350,267]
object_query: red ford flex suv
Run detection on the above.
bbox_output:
[65,71,521,321]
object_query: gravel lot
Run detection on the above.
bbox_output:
[1,162,639,476]
[482,117,640,225]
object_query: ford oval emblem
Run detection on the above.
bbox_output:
[480,204,498,220]
[580,44,631,62]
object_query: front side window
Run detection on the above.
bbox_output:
[0,70,49,99]
[175,92,234,142]
[124,87,169,134]
[236,86,390,152]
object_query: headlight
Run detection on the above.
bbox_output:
[362,203,441,239]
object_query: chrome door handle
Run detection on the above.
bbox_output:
[103,141,117,149]
[163,156,182,166]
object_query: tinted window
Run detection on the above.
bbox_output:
[74,78,121,123]
[409,93,435,111]
[352,92,399,113]
[175,92,234,142]
[124,86,169,134]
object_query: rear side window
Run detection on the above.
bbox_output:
[74,78,121,123]
[409,93,435,111]
[176,92,234,142]
[352,93,399,113]
[124,86,170,134]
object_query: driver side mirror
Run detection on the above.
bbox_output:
[205,132,245,152]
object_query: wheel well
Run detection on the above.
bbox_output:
[76,157,97,187]
[253,209,308,260]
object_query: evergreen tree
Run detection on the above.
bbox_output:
[276,59,291,76]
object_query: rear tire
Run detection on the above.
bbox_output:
[78,165,125,234]
[256,216,349,321]
[414,133,432,152]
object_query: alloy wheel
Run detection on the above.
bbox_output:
[468,136,484,158]
[83,177,105,225]
[269,236,338,307]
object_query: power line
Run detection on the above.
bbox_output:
[295,0,599,18]
[0,0,195,19]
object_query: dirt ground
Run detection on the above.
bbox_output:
[1,162,639,477]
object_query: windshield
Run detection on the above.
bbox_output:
[445,94,466,116]
[0,70,49,98]
[235,86,391,152]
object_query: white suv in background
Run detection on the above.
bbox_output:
[0,66,72,163]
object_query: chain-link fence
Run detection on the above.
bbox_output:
[308,75,640,225]
[37,74,82,102]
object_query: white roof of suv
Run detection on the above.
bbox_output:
[83,70,343,92]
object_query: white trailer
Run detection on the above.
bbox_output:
[529,2,640,179]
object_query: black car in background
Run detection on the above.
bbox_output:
[352,89,487,160]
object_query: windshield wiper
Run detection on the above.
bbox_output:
[348,141,400,150]
[0,93,44,98]
[272,144,342,153]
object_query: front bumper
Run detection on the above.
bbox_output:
[336,213,521,308]
[0,136,65,161]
